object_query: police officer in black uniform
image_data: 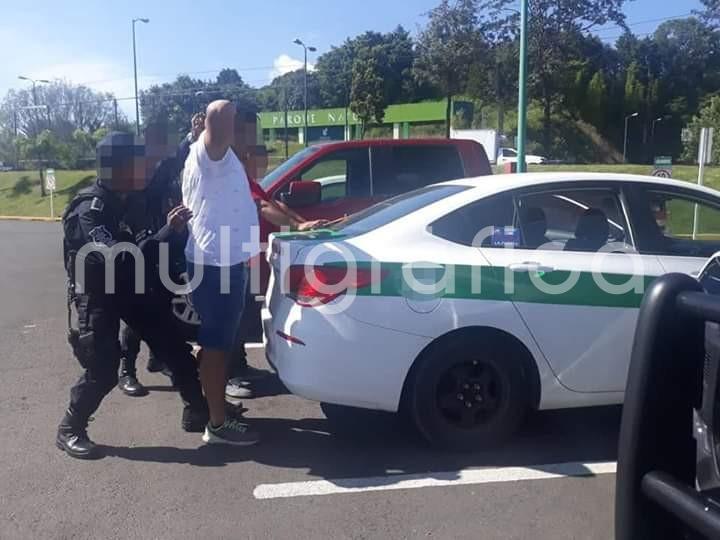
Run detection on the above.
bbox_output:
[57,132,209,459]
[116,118,202,396]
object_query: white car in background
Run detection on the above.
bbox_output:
[263,172,720,449]
[497,147,547,166]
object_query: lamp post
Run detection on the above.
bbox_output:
[18,76,50,108]
[132,17,150,136]
[651,116,664,139]
[516,0,529,173]
[293,38,316,147]
[18,76,51,196]
[623,112,639,164]
[651,116,664,156]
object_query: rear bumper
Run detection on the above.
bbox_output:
[262,301,431,412]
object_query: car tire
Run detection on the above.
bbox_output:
[408,337,530,451]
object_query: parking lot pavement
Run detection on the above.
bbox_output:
[1,221,618,539]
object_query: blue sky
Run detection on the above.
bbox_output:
[0,0,704,117]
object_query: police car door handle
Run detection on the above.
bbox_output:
[508,262,555,273]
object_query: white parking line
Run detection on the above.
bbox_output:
[253,461,617,500]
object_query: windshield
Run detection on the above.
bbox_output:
[331,184,469,236]
[259,146,321,190]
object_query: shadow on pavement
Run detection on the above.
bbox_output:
[100,405,622,484]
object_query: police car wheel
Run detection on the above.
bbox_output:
[409,336,529,451]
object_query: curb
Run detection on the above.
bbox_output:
[0,216,61,222]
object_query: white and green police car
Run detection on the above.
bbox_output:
[263,172,720,449]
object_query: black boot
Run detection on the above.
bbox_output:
[118,373,147,396]
[56,410,99,460]
[182,403,209,433]
[146,353,167,374]
[118,358,147,397]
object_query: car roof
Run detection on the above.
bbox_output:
[312,138,473,150]
[444,172,720,198]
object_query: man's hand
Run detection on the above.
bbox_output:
[296,219,329,231]
[191,113,206,142]
[167,205,193,232]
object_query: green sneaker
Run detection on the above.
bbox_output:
[202,418,260,446]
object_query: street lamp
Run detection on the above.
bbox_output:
[651,116,664,138]
[18,76,51,107]
[623,112,639,164]
[18,76,51,196]
[132,17,150,135]
[293,38,317,147]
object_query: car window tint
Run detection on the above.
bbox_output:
[515,188,629,252]
[331,185,469,235]
[372,145,465,197]
[286,148,369,200]
[641,190,720,257]
[259,146,320,191]
[301,160,348,201]
[430,194,515,247]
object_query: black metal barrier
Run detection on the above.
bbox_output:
[616,273,720,540]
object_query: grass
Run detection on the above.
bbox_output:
[0,170,95,218]
[2,163,720,218]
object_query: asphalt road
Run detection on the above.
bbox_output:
[1,220,620,540]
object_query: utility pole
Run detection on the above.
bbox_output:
[132,17,150,136]
[113,99,119,129]
[516,0,529,173]
[283,86,289,160]
[293,38,316,147]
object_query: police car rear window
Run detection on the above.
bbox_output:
[330,185,468,235]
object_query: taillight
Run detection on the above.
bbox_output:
[286,265,385,307]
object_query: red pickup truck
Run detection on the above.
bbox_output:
[172,138,491,335]
[258,138,491,221]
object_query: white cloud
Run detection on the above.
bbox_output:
[269,54,316,81]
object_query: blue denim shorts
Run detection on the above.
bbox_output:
[187,262,247,353]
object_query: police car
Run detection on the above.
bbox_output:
[263,172,720,449]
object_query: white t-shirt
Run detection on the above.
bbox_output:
[182,139,260,267]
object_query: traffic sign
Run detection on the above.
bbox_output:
[652,156,672,178]
[45,169,56,191]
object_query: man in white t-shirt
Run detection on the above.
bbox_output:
[182,100,260,446]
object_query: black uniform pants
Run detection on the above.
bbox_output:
[68,293,205,424]
[119,323,161,377]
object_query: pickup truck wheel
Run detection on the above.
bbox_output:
[170,272,201,341]
[409,338,529,451]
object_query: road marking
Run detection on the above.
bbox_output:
[253,461,617,500]
[245,342,264,349]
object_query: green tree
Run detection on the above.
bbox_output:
[141,71,257,137]
[585,71,608,129]
[414,0,483,137]
[315,26,420,110]
[682,95,720,164]
[350,56,386,138]
[257,70,320,112]
[479,0,627,153]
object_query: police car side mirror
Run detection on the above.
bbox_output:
[280,180,321,208]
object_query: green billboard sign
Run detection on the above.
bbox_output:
[258,100,458,130]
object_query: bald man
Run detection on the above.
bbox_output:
[182,100,260,446]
